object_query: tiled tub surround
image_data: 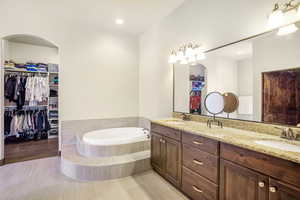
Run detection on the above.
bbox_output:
[61,117,151,181]
[152,118,300,164]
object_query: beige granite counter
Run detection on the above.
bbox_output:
[151,118,300,164]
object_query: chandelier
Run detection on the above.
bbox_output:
[168,43,206,65]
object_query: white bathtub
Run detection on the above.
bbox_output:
[83,127,149,146]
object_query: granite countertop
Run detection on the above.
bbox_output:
[151,118,300,164]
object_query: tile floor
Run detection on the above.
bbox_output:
[0,157,188,200]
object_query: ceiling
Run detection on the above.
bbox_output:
[1,0,185,36]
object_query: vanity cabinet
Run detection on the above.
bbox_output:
[220,143,300,200]
[269,179,300,200]
[151,123,300,200]
[220,159,269,200]
[150,124,182,187]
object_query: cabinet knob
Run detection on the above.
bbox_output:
[269,187,277,193]
[192,185,203,193]
[258,181,265,188]
[161,139,165,144]
[193,141,203,145]
[193,159,204,166]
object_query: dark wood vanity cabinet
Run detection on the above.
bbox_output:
[150,124,182,187]
[220,159,269,200]
[269,179,300,200]
[151,123,300,200]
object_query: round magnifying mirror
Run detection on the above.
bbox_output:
[204,92,225,115]
[223,92,239,114]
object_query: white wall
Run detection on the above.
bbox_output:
[174,65,190,113]
[139,0,287,119]
[6,41,59,64]
[0,1,139,159]
[237,58,254,120]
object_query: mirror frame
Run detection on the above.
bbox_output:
[172,20,300,128]
[204,92,224,115]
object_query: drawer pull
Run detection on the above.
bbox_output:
[193,141,203,145]
[192,185,203,193]
[269,187,277,193]
[258,181,265,188]
[193,159,204,165]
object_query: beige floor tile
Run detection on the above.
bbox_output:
[0,157,188,200]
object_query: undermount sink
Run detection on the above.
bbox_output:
[254,140,300,153]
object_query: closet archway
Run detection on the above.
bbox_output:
[0,34,60,164]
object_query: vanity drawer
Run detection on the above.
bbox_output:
[182,131,219,155]
[183,144,219,183]
[220,143,300,186]
[151,123,181,141]
[182,166,218,200]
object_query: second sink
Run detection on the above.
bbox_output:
[254,140,300,153]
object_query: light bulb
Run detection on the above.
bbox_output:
[177,50,184,60]
[188,55,196,63]
[180,57,188,65]
[196,52,206,61]
[185,47,195,57]
[277,24,298,36]
[268,9,284,28]
[168,53,177,64]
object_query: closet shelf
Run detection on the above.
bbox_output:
[4,69,49,74]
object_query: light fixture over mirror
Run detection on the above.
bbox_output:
[268,1,300,30]
[168,43,206,64]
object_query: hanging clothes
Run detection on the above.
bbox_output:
[4,73,49,108]
[190,91,201,114]
[4,110,50,141]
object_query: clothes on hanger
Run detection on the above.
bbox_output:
[190,91,201,114]
[4,110,50,141]
[25,76,49,106]
[4,73,49,108]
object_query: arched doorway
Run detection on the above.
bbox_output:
[0,34,60,164]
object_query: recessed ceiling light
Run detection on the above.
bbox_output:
[115,19,124,25]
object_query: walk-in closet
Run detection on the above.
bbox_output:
[1,35,60,163]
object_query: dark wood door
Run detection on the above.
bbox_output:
[163,136,182,187]
[220,159,269,200]
[262,70,300,126]
[151,132,164,174]
[269,179,300,200]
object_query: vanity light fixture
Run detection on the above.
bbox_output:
[268,4,284,28]
[277,23,299,35]
[268,1,300,29]
[168,43,206,64]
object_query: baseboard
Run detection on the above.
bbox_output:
[0,159,4,166]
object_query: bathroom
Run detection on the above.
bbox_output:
[0,0,300,199]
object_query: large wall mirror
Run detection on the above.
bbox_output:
[174,21,300,127]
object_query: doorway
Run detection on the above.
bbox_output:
[1,34,60,164]
[262,68,300,126]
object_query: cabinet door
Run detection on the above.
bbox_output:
[151,132,164,174]
[164,136,182,187]
[220,159,268,200]
[269,179,300,200]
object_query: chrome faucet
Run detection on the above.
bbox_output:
[181,113,191,121]
[275,127,300,141]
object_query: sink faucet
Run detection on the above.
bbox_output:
[275,127,300,141]
[181,113,191,121]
